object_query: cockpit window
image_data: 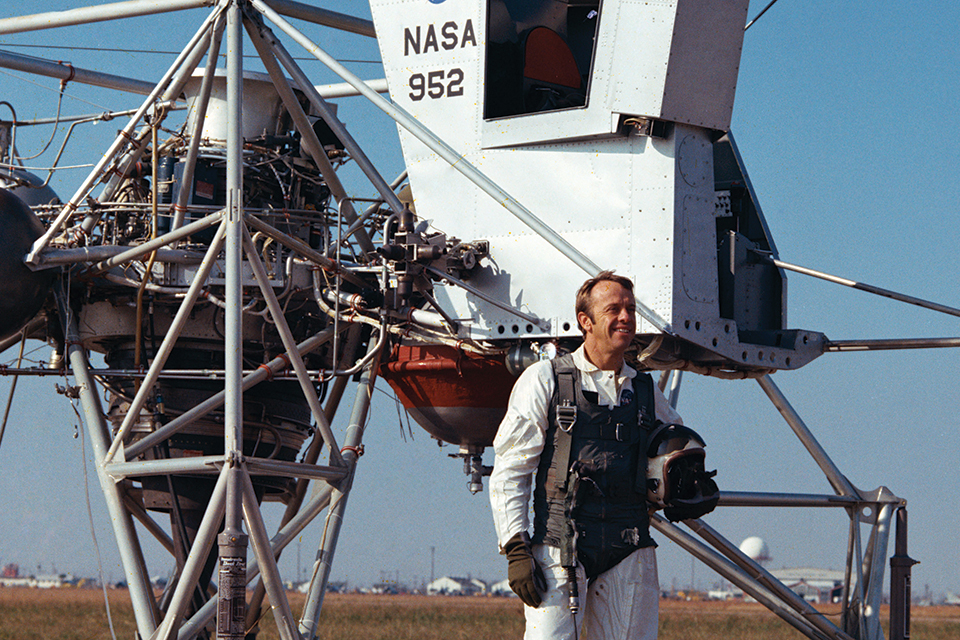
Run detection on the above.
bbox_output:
[485,0,601,120]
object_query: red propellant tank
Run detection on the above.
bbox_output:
[380,344,518,447]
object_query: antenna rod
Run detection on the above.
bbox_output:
[744,0,781,31]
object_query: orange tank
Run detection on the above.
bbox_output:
[380,344,518,447]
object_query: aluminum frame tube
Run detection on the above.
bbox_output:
[757,375,860,498]
[241,472,300,640]
[176,484,334,640]
[825,337,960,352]
[107,456,223,479]
[263,0,375,37]
[153,468,228,640]
[37,246,204,266]
[0,0,214,35]
[719,491,859,508]
[0,337,25,451]
[267,30,405,219]
[849,507,869,636]
[263,484,335,571]
[298,339,380,637]
[666,369,682,409]
[860,503,894,640]
[242,16,372,256]
[314,78,389,99]
[250,0,672,334]
[81,210,225,273]
[244,214,370,289]
[241,226,345,467]
[769,257,960,319]
[26,8,222,263]
[172,21,225,233]
[124,325,341,460]
[223,0,244,476]
[55,283,158,639]
[745,0,782,31]
[122,493,176,556]
[686,517,852,640]
[96,11,224,208]
[244,458,348,482]
[105,220,227,462]
[245,328,358,629]
[650,515,835,640]
[339,169,407,245]
[244,333,357,632]
[0,49,155,95]
[218,5,248,636]
[841,508,859,634]
[756,373,899,640]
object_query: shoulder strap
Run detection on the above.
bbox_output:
[633,371,657,494]
[552,355,577,492]
[633,371,657,430]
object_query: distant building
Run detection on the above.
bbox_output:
[34,575,67,589]
[0,573,79,589]
[707,588,740,601]
[490,578,514,597]
[2,563,19,578]
[736,537,843,605]
[769,568,844,604]
[0,577,33,588]
[705,567,844,604]
[427,576,487,596]
[370,582,399,595]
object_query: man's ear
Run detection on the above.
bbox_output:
[577,311,592,334]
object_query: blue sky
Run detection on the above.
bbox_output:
[0,0,958,604]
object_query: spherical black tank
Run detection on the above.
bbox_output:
[0,188,54,340]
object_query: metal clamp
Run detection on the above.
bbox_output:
[556,401,577,433]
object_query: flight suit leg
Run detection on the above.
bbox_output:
[523,544,586,640]
[580,547,659,640]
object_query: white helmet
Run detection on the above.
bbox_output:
[646,423,719,521]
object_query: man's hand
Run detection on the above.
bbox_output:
[503,532,547,607]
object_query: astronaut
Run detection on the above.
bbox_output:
[489,271,692,639]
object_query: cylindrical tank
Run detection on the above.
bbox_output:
[183,69,286,141]
[0,188,54,340]
[380,344,518,447]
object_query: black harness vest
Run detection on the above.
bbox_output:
[532,354,658,579]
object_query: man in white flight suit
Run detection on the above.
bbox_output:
[489,271,681,639]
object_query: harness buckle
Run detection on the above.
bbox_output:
[556,401,577,433]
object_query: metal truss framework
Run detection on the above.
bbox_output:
[653,373,909,640]
[0,2,915,640]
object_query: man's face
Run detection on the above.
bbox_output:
[579,281,636,358]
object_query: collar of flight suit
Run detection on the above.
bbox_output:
[570,345,637,409]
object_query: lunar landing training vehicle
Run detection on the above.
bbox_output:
[1,1,947,639]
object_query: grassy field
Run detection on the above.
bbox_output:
[1,587,958,640]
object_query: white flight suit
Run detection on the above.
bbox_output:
[489,346,681,640]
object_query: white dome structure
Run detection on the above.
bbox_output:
[739,536,771,564]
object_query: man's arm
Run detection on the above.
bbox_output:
[488,361,554,548]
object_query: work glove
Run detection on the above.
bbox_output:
[503,531,547,607]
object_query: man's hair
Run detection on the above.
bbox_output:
[575,270,634,334]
